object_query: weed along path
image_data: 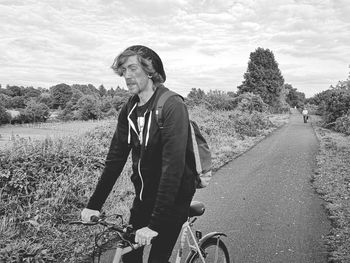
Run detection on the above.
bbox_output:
[191,108,331,263]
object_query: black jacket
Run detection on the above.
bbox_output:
[87,85,196,231]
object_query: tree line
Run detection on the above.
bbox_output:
[0,47,309,126]
[0,83,130,124]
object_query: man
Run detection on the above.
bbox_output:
[81,45,196,262]
[302,108,309,123]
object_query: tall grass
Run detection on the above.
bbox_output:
[312,127,350,262]
[0,107,283,262]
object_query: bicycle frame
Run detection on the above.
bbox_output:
[107,218,227,263]
[175,220,205,263]
[176,218,227,263]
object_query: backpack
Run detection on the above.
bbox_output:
[155,90,212,189]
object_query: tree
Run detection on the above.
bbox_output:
[76,95,102,120]
[111,95,128,111]
[107,88,116,97]
[23,86,41,99]
[187,88,206,103]
[285,84,305,108]
[98,84,107,97]
[237,47,285,109]
[0,93,11,108]
[308,79,350,124]
[23,100,50,122]
[50,83,73,109]
[100,96,113,113]
[72,84,99,95]
[10,96,26,108]
[0,105,11,125]
[57,101,75,121]
[37,92,53,108]
[69,88,84,109]
[5,85,24,97]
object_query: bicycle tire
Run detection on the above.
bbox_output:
[186,237,230,263]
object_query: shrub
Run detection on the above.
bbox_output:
[323,89,350,124]
[334,115,350,135]
[104,107,118,118]
[186,90,237,111]
[111,95,128,111]
[230,110,273,137]
[204,90,236,111]
[312,82,350,127]
[235,92,268,113]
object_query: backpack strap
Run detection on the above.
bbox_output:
[155,90,182,128]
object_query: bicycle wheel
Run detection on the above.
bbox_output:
[186,237,230,263]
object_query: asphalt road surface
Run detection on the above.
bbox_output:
[188,109,331,263]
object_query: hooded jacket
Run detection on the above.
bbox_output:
[87,85,196,231]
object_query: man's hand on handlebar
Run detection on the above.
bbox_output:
[135,227,158,246]
[81,208,100,222]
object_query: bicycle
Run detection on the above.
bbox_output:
[70,201,230,263]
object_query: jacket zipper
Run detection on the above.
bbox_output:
[128,103,154,201]
[138,159,144,201]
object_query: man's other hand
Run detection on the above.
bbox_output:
[135,227,158,245]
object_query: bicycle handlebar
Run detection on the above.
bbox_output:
[69,215,137,244]
[69,218,128,233]
[69,214,158,249]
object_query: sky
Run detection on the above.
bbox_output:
[0,0,349,98]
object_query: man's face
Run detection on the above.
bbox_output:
[121,55,149,95]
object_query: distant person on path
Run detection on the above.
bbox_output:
[302,108,309,123]
[81,45,196,263]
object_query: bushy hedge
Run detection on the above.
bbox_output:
[0,125,124,262]
[334,115,350,135]
[229,110,273,137]
[309,80,350,134]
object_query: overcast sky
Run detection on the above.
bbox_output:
[0,0,349,98]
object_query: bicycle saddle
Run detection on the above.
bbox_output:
[189,201,205,217]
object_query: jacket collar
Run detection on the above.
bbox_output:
[127,84,168,146]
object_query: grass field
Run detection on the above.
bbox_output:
[312,122,350,263]
[0,120,116,149]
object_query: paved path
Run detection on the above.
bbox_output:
[189,109,331,263]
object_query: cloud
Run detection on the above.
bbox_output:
[0,0,349,98]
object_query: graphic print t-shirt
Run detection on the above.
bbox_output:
[136,100,151,144]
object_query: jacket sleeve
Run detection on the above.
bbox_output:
[148,96,189,231]
[87,103,131,211]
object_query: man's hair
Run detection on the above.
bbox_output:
[111,46,165,85]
